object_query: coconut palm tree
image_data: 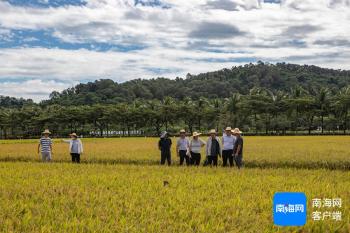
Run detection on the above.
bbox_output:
[0,108,10,139]
[333,86,350,134]
[196,97,209,131]
[161,97,177,131]
[314,88,330,134]
[179,97,196,134]
[225,93,241,127]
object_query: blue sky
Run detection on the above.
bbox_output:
[0,0,349,101]
[6,0,87,7]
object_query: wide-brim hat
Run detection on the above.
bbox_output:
[179,129,186,133]
[231,128,242,134]
[160,131,168,138]
[225,127,232,131]
[42,129,51,134]
[209,129,217,134]
[192,132,201,137]
[69,133,78,137]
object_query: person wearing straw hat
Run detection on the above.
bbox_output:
[205,129,222,166]
[62,133,83,163]
[189,132,206,166]
[222,126,236,167]
[158,131,172,165]
[176,129,190,166]
[37,129,53,162]
[232,128,244,169]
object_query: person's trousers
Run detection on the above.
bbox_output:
[179,150,190,165]
[190,152,201,166]
[71,153,81,163]
[234,154,243,169]
[203,156,209,166]
[222,149,234,167]
[41,152,51,162]
[161,150,171,165]
[207,155,218,166]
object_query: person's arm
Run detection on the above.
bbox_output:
[187,140,191,157]
[200,139,206,147]
[235,144,241,156]
[232,137,237,150]
[186,139,191,155]
[61,139,70,143]
[176,139,180,156]
[235,139,242,156]
[37,143,41,154]
[50,139,53,154]
[206,139,209,156]
[217,138,222,157]
[158,140,162,151]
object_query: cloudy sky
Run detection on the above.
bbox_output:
[0,0,349,101]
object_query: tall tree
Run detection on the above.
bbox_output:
[333,86,350,134]
[314,88,330,133]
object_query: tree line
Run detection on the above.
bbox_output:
[42,62,350,106]
[0,86,349,139]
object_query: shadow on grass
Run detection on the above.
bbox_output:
[0,157,349,170]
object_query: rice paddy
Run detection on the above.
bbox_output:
[0,136,349,232]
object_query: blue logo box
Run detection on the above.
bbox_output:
[273,192,307,226]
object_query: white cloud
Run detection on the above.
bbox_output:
[0,0,349,101]
[0,79,70,102]
[0,27,13,42]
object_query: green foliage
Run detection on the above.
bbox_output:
[40,62,350,105]
[0,63,350,138]
[0,86,349,138]
[0,96,34,108]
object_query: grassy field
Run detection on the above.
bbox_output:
[0,136,349,169]
[0,136,349,232]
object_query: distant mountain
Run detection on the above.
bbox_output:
[42,62,350,106]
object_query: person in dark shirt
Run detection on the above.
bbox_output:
[232,128,244,169]
[158,131,172,165]
[205,129,222,166]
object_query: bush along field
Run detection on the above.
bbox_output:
[0,136,349,233]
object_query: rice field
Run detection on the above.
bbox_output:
[0,136,349,232]
[0,136,349,169]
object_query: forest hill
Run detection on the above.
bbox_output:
[0,86,349,138]
[43,62,350,106]
[0,63,349,138]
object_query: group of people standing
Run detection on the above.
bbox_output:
[38,129,83,163]
[158,127,244,168]
[37,127,243,168]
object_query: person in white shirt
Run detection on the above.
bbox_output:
[189,132,206,166]
[62,133,83,163]
[176,129,190,165]
[222,127,236,167]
